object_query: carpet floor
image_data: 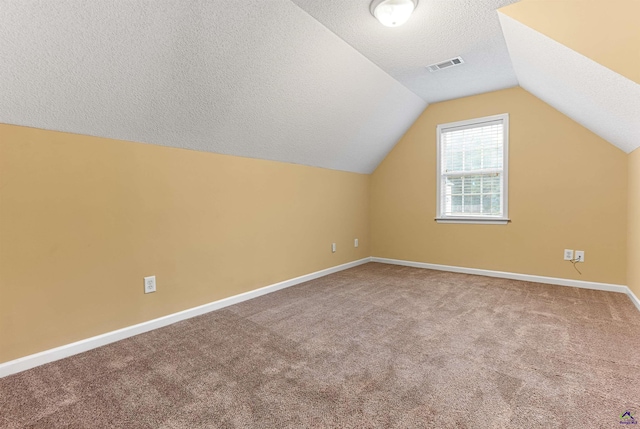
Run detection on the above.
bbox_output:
[1,263,640,428]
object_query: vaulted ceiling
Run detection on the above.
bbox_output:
[291,0,519,103]
[0,0,638,173]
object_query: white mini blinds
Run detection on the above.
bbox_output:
[436,114,509,224]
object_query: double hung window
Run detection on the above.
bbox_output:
[436,114,509,224]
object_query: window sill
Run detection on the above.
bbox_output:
[435,217,510,225]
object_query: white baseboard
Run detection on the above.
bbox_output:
[0,258,371,379]
[628,287,640,312]
[371,256,635,296]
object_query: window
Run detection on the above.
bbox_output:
[436,113,509,224]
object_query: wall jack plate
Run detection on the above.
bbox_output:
[564,249,574,261]
[144,275,156,294]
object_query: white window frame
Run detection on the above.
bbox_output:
[435,113,509,225]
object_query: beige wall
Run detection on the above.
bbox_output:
[370,87,627,285]
[628,149,640,297]
[0,124,370,363]
[1,87,635,364]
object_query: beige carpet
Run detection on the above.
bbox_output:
[1,263,639,428]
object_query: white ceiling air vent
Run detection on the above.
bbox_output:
[427,56,464,72]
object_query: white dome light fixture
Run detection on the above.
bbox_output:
[370,0,418,28]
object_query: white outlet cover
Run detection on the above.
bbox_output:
[354,238,359,248]
[331,243,336,253]
[563,249,574,261]
[144,275,156,294]
[575,251,585,262]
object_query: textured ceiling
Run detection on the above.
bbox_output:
[499,13,640,154]
[1,0,637,171]
[0,0,426,174]
[291,0,520,103]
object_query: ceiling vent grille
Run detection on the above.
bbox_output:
[427,56,464,72]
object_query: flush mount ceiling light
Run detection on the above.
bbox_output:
[370,0,418,27]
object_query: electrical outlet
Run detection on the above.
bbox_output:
[331,243,336,253]
[575,250,585,262]
[564,249,574,261]
[144,275,156,294]
[354,238,359,248]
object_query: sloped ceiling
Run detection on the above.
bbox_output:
[499,14,640,154]
[500,0,640,84]
[498,1,640,153]
[0,0,426,174]
[1,0,638,170]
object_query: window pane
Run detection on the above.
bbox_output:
[481,174,500,193]
[465,148,482,171]
[482,147,501,169]
[446,176,462,194]
[442,122,503,174]
[491,194,501,212]
[443,173,502,216]
[466,176,481,193]
[482,195,493,213]
[464,195,481,214]
[451,195,462,213]
[445,150,463,172]
[482,194,501,215]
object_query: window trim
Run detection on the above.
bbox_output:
[435,113,510,224]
